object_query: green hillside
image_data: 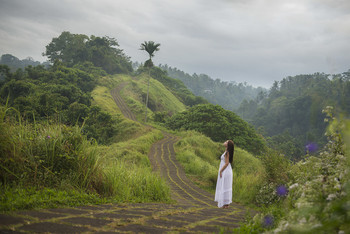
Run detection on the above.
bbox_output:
[91,74,265,202]
[116,73,187,120]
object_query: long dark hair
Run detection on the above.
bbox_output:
[227,140,234,164]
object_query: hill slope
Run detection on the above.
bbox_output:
[92,72,266,206]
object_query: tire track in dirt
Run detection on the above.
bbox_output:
[149,132,217,207]
[110,83,137,122]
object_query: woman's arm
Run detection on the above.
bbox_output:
[220,152,230,178]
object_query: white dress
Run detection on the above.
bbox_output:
[214,151,233,208]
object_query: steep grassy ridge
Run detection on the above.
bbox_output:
[94,73,186,122]
[123,74,187,120]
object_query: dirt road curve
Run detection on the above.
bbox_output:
[0,82,251,233]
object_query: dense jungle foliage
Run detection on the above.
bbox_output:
[237,71,350,160]
[43,31,132,74]
[0,63,118,145]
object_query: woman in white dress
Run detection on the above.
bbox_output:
[214,140,234,208]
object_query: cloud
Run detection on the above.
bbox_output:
[0,0,349,87]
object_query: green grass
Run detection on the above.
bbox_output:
[91,83,149,142]
[174,131,266,204]
[0,185,105,212]
[92,85,122,116]
[174,131,220,191]
[232,148,266,204]
[120,73,186,122]
[97,127,163,166]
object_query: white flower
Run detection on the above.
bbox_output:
[312,223,322,229]
[299,217,306,224]
[309,215,316,222]
[327,194,337,201]
[334,184,341,190]
[289,183,299,189]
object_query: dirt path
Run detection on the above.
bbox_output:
[110,83,137,122]
[0,82,251,233]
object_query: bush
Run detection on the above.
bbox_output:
[167,104,266,155]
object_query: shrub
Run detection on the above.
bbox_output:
[167,104,266,155]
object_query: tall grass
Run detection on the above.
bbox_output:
[102,162,170,202]
[174,131,266,204]
[97,127,164,167]
[232,148,266,204]
[0,104,171,211]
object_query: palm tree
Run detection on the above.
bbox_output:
[139,41,161,67]
[139,41,160,122]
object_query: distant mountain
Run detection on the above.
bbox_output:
[0,54,50,70]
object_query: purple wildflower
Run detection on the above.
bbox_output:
[276,185,288,196]
[263,215,274,227]
[47,135,51,139]
[305,143,318,153]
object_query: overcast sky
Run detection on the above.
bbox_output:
[0,0,349,87]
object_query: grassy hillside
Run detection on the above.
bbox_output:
[94,73,187,122]
[121,73,187,120]
[92,72,267,206]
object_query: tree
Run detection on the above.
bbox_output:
[139,41,160,122]
[43,31,88,66]
[139,41,160,67]
[43,31,132,74]
[166,104,266,155]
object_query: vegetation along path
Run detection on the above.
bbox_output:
[0,82,250,233]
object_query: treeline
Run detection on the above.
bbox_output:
[0,30,135,145]
[0,63,118,145]
[237,71,350,159]
[43,31,132,74]
[159,64,266,110]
